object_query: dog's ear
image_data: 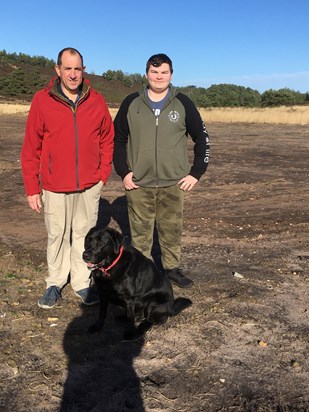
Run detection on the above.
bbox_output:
[109,228,124,254]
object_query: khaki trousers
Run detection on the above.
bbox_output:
[126,185,184,270]
[42,181,103,291]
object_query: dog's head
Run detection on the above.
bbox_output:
[83,226,124,269]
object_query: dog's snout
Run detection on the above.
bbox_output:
[83,250,91,261]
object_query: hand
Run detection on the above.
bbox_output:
[178,175,198,191]
[27,194,42,213]
[123,172,139,191]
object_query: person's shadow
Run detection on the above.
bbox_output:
[60,303,145,411]
[97,195,131,241]
[60,195,150,411]
[60,195,165,410]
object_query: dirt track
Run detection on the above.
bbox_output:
[0,115,308,411]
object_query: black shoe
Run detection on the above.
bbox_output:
[165,268,194,288]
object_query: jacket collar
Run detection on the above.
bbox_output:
[47,77,91,105]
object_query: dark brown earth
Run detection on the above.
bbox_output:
[0,115,308,412]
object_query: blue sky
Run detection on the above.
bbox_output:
[1,0,308,93]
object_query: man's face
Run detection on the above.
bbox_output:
[55,51,85,95]
[146,63,172,94]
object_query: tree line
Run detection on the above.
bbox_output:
[101,71,308,107]
[178,84,309,108]
[0,50,308,107]
[0,50,55,67]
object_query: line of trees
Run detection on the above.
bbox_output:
[1,50,308,107]
[178,84,308,107]
[0,67,46,96]
[102,70,145,87]
[102,70,309,107]
[0,50,55,67]
[0,50,54,96]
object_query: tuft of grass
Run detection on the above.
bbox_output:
[4,272,17,279]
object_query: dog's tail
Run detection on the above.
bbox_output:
[171,297,192,317]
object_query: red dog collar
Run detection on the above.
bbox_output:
[99,245,124,276]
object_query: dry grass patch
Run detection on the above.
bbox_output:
[199,105,309,125]
[110,105,309,125]
[1,103,308,125]
[108,107,118,119]
[0,103,30,115]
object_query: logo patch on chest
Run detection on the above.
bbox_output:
[168,110,180,123]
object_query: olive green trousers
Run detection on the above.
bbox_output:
[126,184,184,270]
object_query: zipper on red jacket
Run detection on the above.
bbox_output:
[72,107,80,190]
[72,92,89,191]
[49,84,89,191]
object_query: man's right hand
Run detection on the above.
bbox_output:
[27,194,42,213]
[123,172,139,190]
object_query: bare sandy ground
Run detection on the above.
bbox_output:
[0,114,308,411]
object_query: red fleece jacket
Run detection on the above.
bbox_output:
[21,78,114,195]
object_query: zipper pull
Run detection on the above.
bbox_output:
[154,109,160,126]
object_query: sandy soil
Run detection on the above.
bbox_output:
[0,114,308,412]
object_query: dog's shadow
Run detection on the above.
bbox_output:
[60,304,145,411]
[97,195,163,271]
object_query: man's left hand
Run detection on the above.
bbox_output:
[178,175,198,191]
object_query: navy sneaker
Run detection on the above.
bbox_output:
[165,268,194,288]
[38,286,61,309]
[75,287,99,305]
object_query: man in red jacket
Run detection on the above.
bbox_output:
[21,47,114,309]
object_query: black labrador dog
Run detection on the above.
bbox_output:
[83,226,192,339]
